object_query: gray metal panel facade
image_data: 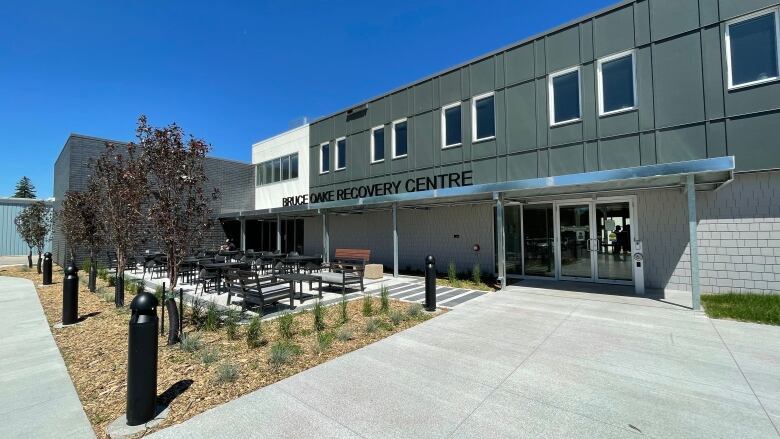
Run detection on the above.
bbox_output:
[0,199,51,256]
[309,0,780,196]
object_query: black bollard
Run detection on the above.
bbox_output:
[42,252,53,285]
[127,292,159,426]
[425,255,436,312]
[62,261,79,325]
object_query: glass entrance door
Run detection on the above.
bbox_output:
[594,201,633,283]
[557,204,593,279]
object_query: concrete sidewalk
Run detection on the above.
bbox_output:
[149,285,780,439]
[0,276,95,438]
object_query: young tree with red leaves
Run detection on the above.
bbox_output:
[91,142,148,307]
[57,186,104,291]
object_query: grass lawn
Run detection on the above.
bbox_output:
[701,293,780,326]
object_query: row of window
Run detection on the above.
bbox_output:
[318,7,780,174]
[255,153,299,186]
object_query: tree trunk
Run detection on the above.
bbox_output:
[27,249,32,268]
[36,250,42,274]
[115,273,124,307]
[165,298,181,345]
[88,253,96,292]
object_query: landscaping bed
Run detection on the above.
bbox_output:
[0,265,442,438]
[702,293,780,326]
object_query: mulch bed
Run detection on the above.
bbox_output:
[1,265,443,438]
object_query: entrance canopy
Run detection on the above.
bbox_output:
[220,157,734,220]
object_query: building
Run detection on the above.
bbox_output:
[53,0,780,307]
[0,197,53,257]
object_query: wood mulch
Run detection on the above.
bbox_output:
[0,265,443,438]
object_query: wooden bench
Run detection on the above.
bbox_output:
[224,270,294,311]
[321,249,371,293]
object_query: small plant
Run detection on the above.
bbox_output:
[339,295,349,323]
[365,318,379,334]
[313,331,335,354]
[199,346,219,366]
[379,285,389,313]
[107,275,116,287]
[189,296,205,327]
[336,327,354,341]
[408,303,423,319]
[180,333,203,353]
[269,340,301,368]
[448,261,457,284]
[362,293,373,317]
[471,263,482,285]
[215,361,239,384]
[225,309,240,340]
[313,300,325,332]
[389,309,404,326]
[82,258,92,273]
[277,313,294,339]
[204,302,221,331]
[246,315,265,348]
[97,265,108,280]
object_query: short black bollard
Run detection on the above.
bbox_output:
[62,261,79,325]
[127,292,159,426]
[42,252,52,285]
[425,255,436,312]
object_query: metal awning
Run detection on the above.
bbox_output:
[220,156,734,219]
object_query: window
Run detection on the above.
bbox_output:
[255,164,263,186]
[548,66,581,125]
[255,152,299,186]
[281,156,290,180]
[392,119,408,158]
[597,50,636,116]
[272,158,281,181]
[263,161,272,184]
[335,137,346,170]
[471,92,495,142]
[441,102,462,148]
[371,126,385,163]
[726,8,780,89]
[320,142,330,174]
[290,153,298,179]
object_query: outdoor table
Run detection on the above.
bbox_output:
[281,255,321,273]
[278,273,322,304]
[202,262,244,293]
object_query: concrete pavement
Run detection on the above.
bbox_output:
[149,283,780,438]
[0,276,95,439]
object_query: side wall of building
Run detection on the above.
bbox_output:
[252,125,310,210]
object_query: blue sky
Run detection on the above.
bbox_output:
[0,0,614,198]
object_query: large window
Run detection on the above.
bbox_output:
[597,50,636,116]
[726,8,780,89]
[392,119,408,158]
[255,152,299,186]
[371,126,385,163]
[471,92,495,142]
[441,102,462,148]
[335,137,346,170]
[320,142,330,174]
[548,66,581,125]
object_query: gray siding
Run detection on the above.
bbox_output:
[310,0,780,197]
[0,199,52,256]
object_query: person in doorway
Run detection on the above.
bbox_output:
[621,225,631,255]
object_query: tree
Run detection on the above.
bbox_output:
[91,141,148,307]
[57,186,104,291]
[15,201,52,273]
[137,115,218,344]
[13,176,37,199]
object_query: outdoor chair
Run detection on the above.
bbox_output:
[319,248,370,293]
[193,268,219,296]
[106,251,118,271]
[224,270,292,312]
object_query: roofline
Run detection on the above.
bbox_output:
[252,123,310,149]
[0,197,54,204]
[309,0,633,125]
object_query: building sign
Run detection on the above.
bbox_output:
[282,170,473,207]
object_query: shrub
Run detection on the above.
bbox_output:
[447,261,457,284]
[269,341,301,368]
[204,302,221,331]
[277,313,294,339]
[189,296,205,327]
[107,275,116,287]
[199,346,219,366]
[82,258,92,273]
[379,285,389,313]
[312,300,325,332]
[246,316,265,348]
[215,361,239,384]
[97,265,108,281]
[389,309,404,326]
[408,303,423,319]
[365,318,379,334]
[362,294,373,317]
[225,309,240,340]
[339,295,349,323]
[313,331,335,354]
[180,333,203,353]
[336,327,354,341]
[472,263,481,285]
